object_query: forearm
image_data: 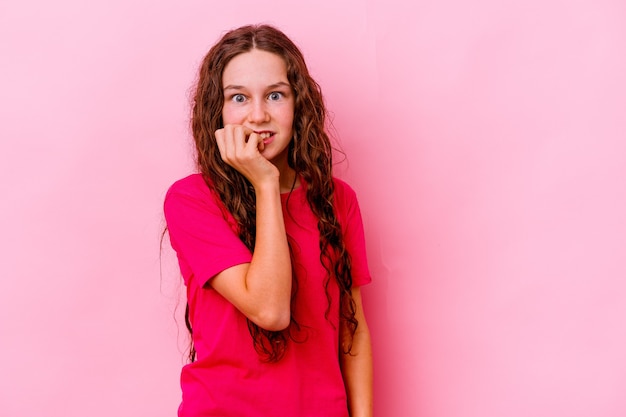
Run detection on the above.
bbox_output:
[208,179,292,330]
[341,289,373,417]
[244,181,292,326]
[210,125,292,330]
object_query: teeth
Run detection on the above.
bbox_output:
[259,132,271,139]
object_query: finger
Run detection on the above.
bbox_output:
[246,131,264,153]
[222,124,246,160]
[232,126,262,157]
[215,128,227,159]
[257,136,265,152]
[232,125,249,155]
[223,124,253,141]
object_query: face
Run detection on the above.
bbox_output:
[221,49,295,169]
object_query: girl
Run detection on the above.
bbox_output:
[164,24,372,417]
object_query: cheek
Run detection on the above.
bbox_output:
[278,106,295,128]
[221,105,244,125]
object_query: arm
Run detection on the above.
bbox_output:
[340,287,373,417]
[209,125,292,331]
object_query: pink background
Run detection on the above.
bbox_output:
[1,1,625,416]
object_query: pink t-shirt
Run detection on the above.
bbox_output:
[164,174,371,417]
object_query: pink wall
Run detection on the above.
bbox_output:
[1,1,625,416]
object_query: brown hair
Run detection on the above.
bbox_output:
[189,24,357,362]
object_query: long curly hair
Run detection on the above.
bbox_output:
[188,24,357,362]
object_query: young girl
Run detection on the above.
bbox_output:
[164,24,373,417]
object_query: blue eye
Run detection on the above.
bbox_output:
[268,92,283,101]
[232,94,246,103]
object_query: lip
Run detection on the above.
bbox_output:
[254,130,275,145]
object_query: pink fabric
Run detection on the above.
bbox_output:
[164,174,371,417]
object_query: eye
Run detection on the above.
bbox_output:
[232,94,246,103]
[268,92,283,101]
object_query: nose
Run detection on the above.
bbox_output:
[247,99,270,124]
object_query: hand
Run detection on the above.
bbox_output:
[215,124,279,188]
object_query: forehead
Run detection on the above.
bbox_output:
[222,49,288,86]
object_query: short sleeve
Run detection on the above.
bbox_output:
[164,175,252,287]
[334,179,372,287]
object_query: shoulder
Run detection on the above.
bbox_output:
[166,173,210,198]
[332,177,358,202]
[164,173,223,219]
[331,177,362,219]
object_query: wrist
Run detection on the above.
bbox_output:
[253,178,281,195]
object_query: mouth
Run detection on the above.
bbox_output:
[255,130,276,145]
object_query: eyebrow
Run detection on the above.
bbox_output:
[223,81,291,91]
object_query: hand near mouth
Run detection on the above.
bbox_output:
[254,131,275,147]
[215,124,280,189]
